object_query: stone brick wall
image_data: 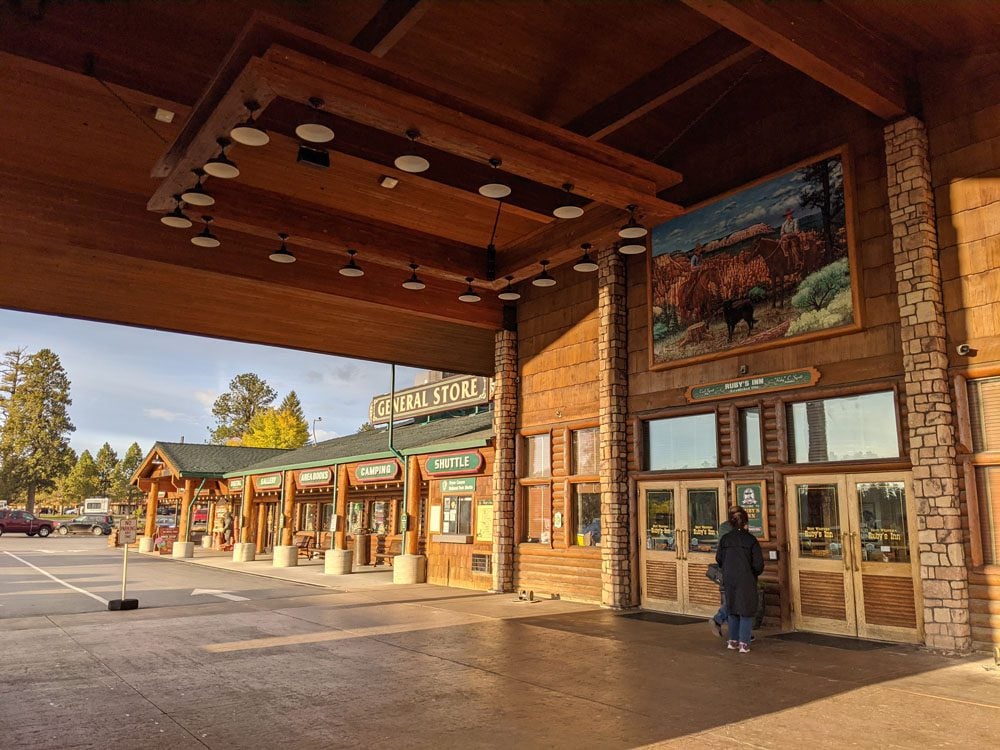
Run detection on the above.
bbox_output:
[598,248,633,608]
[885,116,971,652]
[491,327,518,592]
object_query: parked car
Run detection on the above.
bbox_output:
[0,509,57,537]
[54,514,114,536]
[155,515,177,528]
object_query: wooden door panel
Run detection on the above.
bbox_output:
[645,560,678,601]
[799,569,849,621]
[686,562,721,607]
[862,574,917,629]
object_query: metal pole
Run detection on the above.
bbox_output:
[386,365,408,552]
[120,543,129,600]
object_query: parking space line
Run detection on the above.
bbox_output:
[3,551,109,606]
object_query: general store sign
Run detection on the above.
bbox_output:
[296,467,333,487]
[355,459,400,482]
[426,451,483,476]
[228,477,245,492]
[369,374,491,424]
[685,367,820,403]
[253,473,282,490]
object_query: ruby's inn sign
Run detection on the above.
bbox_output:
[369,374,491,424]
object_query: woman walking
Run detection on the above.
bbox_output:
[716,507,764,653]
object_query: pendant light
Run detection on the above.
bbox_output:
[618,204,648,238]
[394,129,430,173]
[532,260,557,287]
[402,263,426,290]
[230,101,269,147]
[573,243,598,272]
[459,277,481,303]
[160,195,192,228]
[181,169,214,207]
[498,275,521,301]
[339,249,364,277]
[618,238,648,255]
[295,97,335,143]
[553,183,584,219]
[269,232,296,264]
[479,157,511,199]
[191,216,220,248]
[203,137,239,179]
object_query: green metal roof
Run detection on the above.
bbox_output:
[225,410,494,477]
[154,442,289,478]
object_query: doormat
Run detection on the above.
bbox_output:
[621,611,705,626]
[768,631,892,651]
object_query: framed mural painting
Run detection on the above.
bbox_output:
[647,147,861,369]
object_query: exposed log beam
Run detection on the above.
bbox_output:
[352,0,433,58]
[565,30,756,140]
[679,0,906,119]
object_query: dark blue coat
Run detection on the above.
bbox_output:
[716,528,765,616]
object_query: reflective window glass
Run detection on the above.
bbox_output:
[644,414,717,470]
[525,434,551,478]
[573,483,601,547]
[572,428,599,475]
[739,407,762,466]
[787,391,899,463]
[797,484,843,559]
[857,481,910,563]
[688,489,720,552]
[442,495,472,535]
[645,489,675,551]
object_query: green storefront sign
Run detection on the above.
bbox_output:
[440,477,477,493]
[256,473,282,489]
[299,468,332,486]
[686,367,819,403]
[228,477,245,492]
[356,460,399,482]
[426,451,483,476]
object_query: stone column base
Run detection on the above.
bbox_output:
[172,541,194,559]
[232,542,255,563]
[273,545,298,568]
[392,554,427,584]
[137,536,155,553]
[201,535,213,549]
[325,549,353,575]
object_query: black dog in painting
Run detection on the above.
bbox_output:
[722,299,756,342]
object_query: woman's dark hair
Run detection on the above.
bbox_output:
[733,508,749,530]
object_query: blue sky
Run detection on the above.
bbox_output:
[0,309,423,458]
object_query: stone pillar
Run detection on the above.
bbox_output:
[491,326,518,593]
[240,480,253,544]
[143,480,159,539]
[885,116,971,652]
[335,464,349,550]
[280,471,295,547]
[598,247,632,609]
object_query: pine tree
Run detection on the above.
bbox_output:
[280,391,305,423]
[0,348,28,424]
[61,450,99,505]
[210,373,276,444]
[94,442,118,497]
[0,349,75,512]
[112,442,145,507]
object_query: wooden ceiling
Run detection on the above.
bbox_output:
[0,1,985,375]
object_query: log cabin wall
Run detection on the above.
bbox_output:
[515,271,603,602]
[923,51,1000,651]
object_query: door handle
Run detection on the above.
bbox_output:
[676,529,685,560]
[842,534,851,571]
[851,531,860,571]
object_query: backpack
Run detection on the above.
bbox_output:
[706,563,724,587]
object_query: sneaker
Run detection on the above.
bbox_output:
[739,642,750,654]
[727,640,738,650]
[710,619,722,638]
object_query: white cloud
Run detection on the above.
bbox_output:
[193,390,216,409]
[314,428,340,441]
[143,407,191,423]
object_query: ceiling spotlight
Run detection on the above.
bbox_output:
[160,195,192,228]
[553,183,584,219]
[618,204,648,239]
[498,275,521,301]
[203,137,239,179]
[573,243,598,272]
[180,169,214,206]
[191,216,220,248]
[459,277,481,303]
[295,97,335,143]
[479,157,511,199]
[394,129,430,173]
[339,249,364,277]
[532,260,557,288]
[269,232,296,264]
[402,263,426,290]
[619,238,647,255]
[230,101,269,146]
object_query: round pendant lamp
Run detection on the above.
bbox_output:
[203,137,239,179]
[479,157,511,199]
[339,249,364,277]
[191,216,220,248]
[295,97,335,143]
[269,232,296,264]
[181,169,214,207]
[394,129,430,173]
[402,263,426,290]
[230,101,269,147]
[459,277,481,303]
[553,183,584,219]
[618,204,648,239]
[161,195,192,228]
[573,243,598,272]
[498,275,521,301]
[532,260,557,287]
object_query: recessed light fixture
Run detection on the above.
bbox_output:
[160,195,192,228]
[394,129,430,173]
[230,101,269,146]
[191,216,220,248]
[269,232,296,264]
[402,263,426,290]
[618,204,648,239]
[532,260,557,287]
[553,183,584,219]
[573,243,598,272]
[295,97,335,143]
[479,157,511,199]
[203,137,239,179]
[498,275,521,301]
[459,277,481,303]
[339,249,364,277]
[180,169,214,207]
[379,175,399,189]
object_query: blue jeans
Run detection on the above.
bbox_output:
[727,614,753,644]
[713,591,728,625]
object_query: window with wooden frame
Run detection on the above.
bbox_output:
[524,433,551,478]
[520,432,552,543]
[786,390,899,463]
[644,413,718,470]
[969,377,1000,566]
[569,426,600,547]
[739,407,763,466]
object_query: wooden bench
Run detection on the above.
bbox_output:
[293,533,323,560]
[372,539,402,566]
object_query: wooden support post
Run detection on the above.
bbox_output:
[281,471,296,547]
[405,455,421,555]
[178,479,194,542]
[335,464,349,550]
[144,480,159,539]
[207,501,217,545]
[256,503,267,554]
[240,481,253,543]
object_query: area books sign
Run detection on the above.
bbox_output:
[369,374,490,424]
[296,467,333,488]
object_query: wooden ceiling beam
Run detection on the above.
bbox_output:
[679,0,907,119]
[565,30,757,141]
[352,0,433,58]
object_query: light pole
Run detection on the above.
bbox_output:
[312,416,323,444]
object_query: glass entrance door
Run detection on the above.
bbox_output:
[787,473,921,642]
[639,481,726,616]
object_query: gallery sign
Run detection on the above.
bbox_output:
[355,459,400,483]
[685,367,820,403]
[369,374,491,424]
[253,473,282,491]
[426,451,483,476]
[296,467,333,488]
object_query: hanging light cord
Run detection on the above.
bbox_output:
[84,53,169,146]
[487,198,503,246]
[652,52,765,164]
